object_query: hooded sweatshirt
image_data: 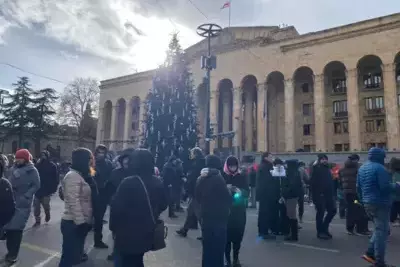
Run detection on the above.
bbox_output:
[357,147,397,206]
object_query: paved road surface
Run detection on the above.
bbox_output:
[1,196,400,267]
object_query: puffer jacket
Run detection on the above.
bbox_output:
[357,147,394,206]
[62,170,93,225]
[339,159,359,195]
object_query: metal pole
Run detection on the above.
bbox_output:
[204,36,212,155]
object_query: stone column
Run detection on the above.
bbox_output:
[346,69,362,151]
[232,87,242,152]
[96,107,104,146]
[284,79,295,152]
[109,105,118,150]
[123,102,133,149]
[257,86,266,152]
[222,92,231,147]
[210,90,219,153]
[383,63,400,150]
[244,91,254,151]
[313,74,327,152]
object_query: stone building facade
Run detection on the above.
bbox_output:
[97,13,400,153]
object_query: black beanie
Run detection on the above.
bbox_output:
[318,154,328,161]
[205,155,222,170]
[348,154,360,161]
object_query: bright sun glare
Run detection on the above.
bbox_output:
[112,2,200,72]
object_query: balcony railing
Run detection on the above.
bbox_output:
[365,108,385,116]
[332,111,348,118]
[331,86,347,95]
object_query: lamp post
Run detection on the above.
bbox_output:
[196,23,222,155]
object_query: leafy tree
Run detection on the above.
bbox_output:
[0,77,36,148]
[142,33,199,168]
[59,77,99,140]
[31,88,58,156]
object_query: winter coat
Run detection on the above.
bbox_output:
[195,168,231,227]
[162,161,176,188]
[357,147,395,206]
[61,170,93,225]
[94,159,113,190]
[109,174,167,254]
[282,160,303,200]
[4,163,40,230]
[256,160,279,202]
[392,172,400,202]
[35,159,59,198]
[339,159,359,195]
[223,169,248,230]
[105,167,129,200]
[186,158,205,197]
[0,177,15,228]
[310,162,334,201]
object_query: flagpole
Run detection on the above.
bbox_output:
[228,0,231,27]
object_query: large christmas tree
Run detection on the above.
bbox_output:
[142,34,199,168]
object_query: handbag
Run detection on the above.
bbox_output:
[134,175,168,251]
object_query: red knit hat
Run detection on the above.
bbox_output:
[15,149,31,162]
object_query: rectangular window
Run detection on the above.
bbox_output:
[302,83,310,93]
[303,145,311,152]
[303,124,311,136]
[343,143,350,151]
[365,97,384,110]
[333,100,348,113]
[366,120,374,132]
[334,122,342,134]
[363,73,382,89]
[343,121,349,133]
[332,78,346,93]
[376,119,385,132]
[334,144,343,152]
[303,104,312,116]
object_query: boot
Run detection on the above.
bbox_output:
[284,219,298,242]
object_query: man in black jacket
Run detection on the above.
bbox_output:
[0,162,15,232]
[196,155,231,267]
[176,147,205,237]
[162,155,179,218]
[93,145,113,249]
[310,154,337,240]
[33,150,58,226]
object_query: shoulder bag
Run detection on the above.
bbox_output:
[134,175,168,251]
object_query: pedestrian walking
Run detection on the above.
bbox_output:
[176,147,205,237]
[223,156,248,267]
[93,145,113,249]
[59,148,94,267]
[2,149,40,265]
[282,159,303,242]
[358,147,400,267]
[256,152,277,239]
[0,161,15,232]
[33,150,59,226]
[310,154,337,240]
[110,149,167,267]
[162,155,179,218]
[196,155,231,267]
[339,154,369,235]
[389,157,400,226]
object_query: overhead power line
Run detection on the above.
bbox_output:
[0,62,68,85]
[186,0,208,19]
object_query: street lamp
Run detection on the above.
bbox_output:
[196,23,222,155]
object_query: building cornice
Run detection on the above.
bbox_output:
[100,70,155,90]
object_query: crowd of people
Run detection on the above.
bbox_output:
[0,145,400,267]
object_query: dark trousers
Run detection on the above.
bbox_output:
[114,252,144,267]
[202,224,227,267]
[5,230,23,260]
[59,220,82,267]
[314,195,337,234]
[182,199,199,231]
[33,196,51,222]
[345,193,368,232]
[390,201,400,223]
[339,198,347,218]
[298,194,304,220]
[94,192,108,243]
[225,225,245,263]
[258,200,279,235]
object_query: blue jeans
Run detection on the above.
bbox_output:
[202,223,227,267]
[59,220,80,267]
[364,204,390,265]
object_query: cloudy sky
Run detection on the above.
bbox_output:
[0,0,398,92]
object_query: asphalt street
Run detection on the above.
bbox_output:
[1,196,400,267]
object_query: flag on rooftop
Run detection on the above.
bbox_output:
[221,1,230,9]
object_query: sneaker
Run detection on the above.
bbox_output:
[94,241,109,249]
[176,229,187,238]
[4,257,18,266]
[347,230,356,235]
[233,259,242,267]
[317,233,332,240]
[361,254,376,264]
[80,253,88,263]
[356,231,371,237]
[33,221,41,227]
[169,214,178,219]
[391,221,400,227]
[107,254,114,261]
